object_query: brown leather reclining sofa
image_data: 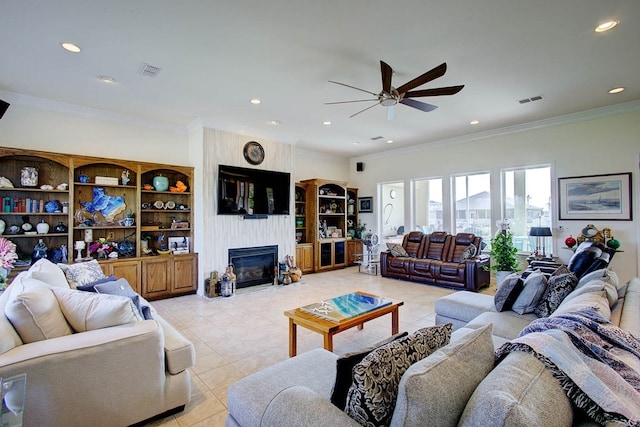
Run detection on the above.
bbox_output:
[380,231,490,292]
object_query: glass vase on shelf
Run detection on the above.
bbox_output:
[32,239,48,265]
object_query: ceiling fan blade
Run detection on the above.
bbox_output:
[395,63,447,95]
[329,80,379,97]
[380,60,393,94]
[400,98,438,112]
[386,105,395,121]
[350,102,380,118]
[404,85,465,98]
[324,99,379,105]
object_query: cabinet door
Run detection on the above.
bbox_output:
[319,241,333,269]
[334,240,346,267]
[111,260,142,294]
[347,240,363,265]
[301,244,314,273]
[171,254,197,293]
[142,257,170,298]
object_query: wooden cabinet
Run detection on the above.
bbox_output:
[295,243,314,273]
[1,147,197,300]
[294,183,308,244]
[318,238,346,270]
[347,239,363,266]
[0,148,72,277]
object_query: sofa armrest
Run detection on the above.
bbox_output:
[262,386,361,427]
[464,256,491,291]
[155,315,196,374]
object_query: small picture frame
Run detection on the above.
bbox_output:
[358,197,373,213]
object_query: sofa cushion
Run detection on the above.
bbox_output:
[391,324,494,427]
[57,259,106,289]
[512,270,547,315]
[534,272,578,317]
[494,273,524,312]
[28,258,71,288]
[52,287,142,332]
[5,285,73,343]
[345,324,452,427]
[459,351,573,426]
[331,332,408,410]
[464,311,535,342]
[76,274,117,292]
[551,288,611,319]
[94,278,153,319]
[387,243,409,258]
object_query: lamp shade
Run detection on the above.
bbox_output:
[529,227,552,237]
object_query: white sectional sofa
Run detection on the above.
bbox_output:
[226,269,639,427]
[0,259,195,427]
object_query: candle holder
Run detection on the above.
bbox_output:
[74,241,86,261]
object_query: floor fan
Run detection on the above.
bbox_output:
[361,231,380,267]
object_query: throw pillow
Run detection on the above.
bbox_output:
[511,270,548,315]
[27,258,70,288]
[461,244,477,260]
[330,332,408,410]
[345,324,452,427]
[94,278,153,319]
[76,275,117,292]
[51,287,143,332]
[5,285,73,343]
[57,259,106,289]
[576,268,619,290]
[534,272,578,317]
[392,324,495,427]
[494,274,524,312]
[386,243,409,257]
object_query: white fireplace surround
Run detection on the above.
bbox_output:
[199,128,296,295]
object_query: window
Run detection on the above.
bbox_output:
[453,173,491,243]
[413,178,443,233]
[503,166,551,252]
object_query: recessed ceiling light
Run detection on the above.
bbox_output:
[608,87,625,94]
[595,20,619,33]
[250,98,261,105]
[269,120,281,125]
[61,42,81,53]
[98,75,116,84]
[322,121,331,125]
[470,120,480,125]
[386,140,394,144]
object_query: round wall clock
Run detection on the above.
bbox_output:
[243,141,265,165]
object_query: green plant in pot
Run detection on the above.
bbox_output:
[488,224,520,287]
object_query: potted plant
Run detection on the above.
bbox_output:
[489,225,520,286]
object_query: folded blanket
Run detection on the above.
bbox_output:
[496,307,640,426]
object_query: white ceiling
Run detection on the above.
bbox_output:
[1,1,639,157]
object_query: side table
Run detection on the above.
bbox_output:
[1,373,26,427]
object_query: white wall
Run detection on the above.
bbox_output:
[349,106,640,282]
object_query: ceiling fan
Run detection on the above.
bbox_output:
[326,60,464,119]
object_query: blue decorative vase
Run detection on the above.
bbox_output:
[153,175,169,192]
[45,200,62,213]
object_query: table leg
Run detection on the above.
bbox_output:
[289,319,297,357]
[357,323,364,330]
[324,333,334,352]
[391,307,399,334]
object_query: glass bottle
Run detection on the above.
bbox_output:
[32,239,48,264]
[221,266,233,297]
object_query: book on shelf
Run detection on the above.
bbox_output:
[300,292,392,322]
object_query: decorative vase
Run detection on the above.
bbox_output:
[79,174,89,183]
[54,222,68,233]
[606,238,621,250]
[564,235,577,248]
[153,174,169,192]
[32,239,48,264]
[36,220,49,234]
[20,167,38,187]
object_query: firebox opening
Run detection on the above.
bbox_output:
[228,245,277,289]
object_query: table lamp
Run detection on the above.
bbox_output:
[529,227,553,257]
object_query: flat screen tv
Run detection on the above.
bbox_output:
[217,164,291,216]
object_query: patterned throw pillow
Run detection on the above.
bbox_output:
[494,273,524,312]
[386,243,409,257]
[534,272,578,317]
[330,332,408,410]
[345,324,452,426]
[57,259,106,289]
[462,244,477,260]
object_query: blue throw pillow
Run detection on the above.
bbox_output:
[76,274,117,292]
[94,278,153,319]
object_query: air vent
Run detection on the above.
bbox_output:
[139,63,162,78]
[370,136,383,140]
[518,95,544,104]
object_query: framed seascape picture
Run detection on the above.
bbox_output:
[558,172,632,220]
[358,197,373,213]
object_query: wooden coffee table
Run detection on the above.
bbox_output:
[284,292,404,357]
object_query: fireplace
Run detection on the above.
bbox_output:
[229,245,277,289]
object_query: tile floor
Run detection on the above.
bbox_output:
[144,266,496,427]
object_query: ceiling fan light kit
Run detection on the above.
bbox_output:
[327,60,464,119]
